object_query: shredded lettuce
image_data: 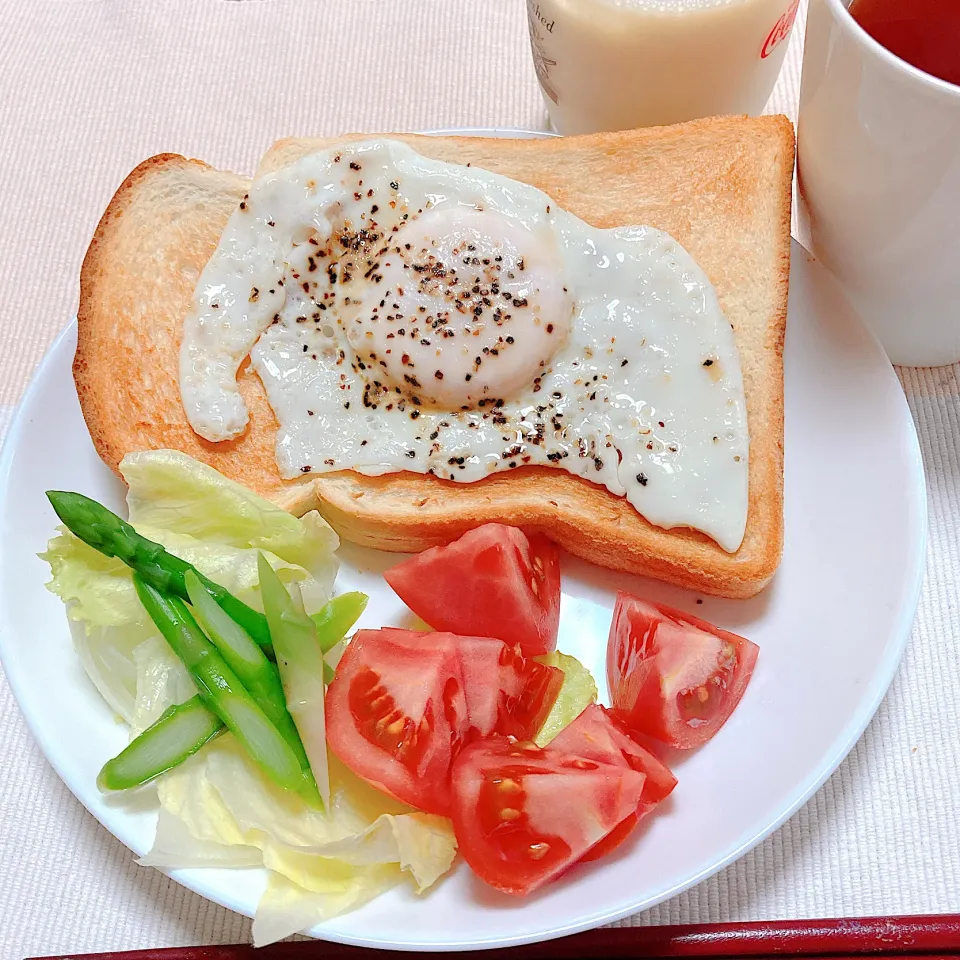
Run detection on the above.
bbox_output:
[534,651,598,746]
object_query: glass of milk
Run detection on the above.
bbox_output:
[525,0,799,133]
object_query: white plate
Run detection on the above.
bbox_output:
[0,184,925,949]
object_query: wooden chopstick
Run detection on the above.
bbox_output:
[27,914,960,960]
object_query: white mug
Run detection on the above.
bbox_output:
[797,0,960,367]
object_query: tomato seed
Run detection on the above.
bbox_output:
[498,777,522,794]
[528,842,551,860]
[697,686,710,703]
[375,709,402,733]
[500,807,521,821]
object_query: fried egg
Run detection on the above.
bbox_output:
[179,140,749,551]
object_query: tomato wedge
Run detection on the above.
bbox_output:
[551,704,677,810]
[384,524,561,657]
[450,735,647,895]
[607,594,759,750]
[550,704,677,861]
[326,629,563,814]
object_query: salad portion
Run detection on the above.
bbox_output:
[41,450,759,944]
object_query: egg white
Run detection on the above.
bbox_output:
[180,140,749,551]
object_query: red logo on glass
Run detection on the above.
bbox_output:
[761,0,800,58]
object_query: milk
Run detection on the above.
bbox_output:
[525,0,799,133]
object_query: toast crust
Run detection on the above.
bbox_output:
[75,118,794,598]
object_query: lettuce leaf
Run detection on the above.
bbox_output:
[146,740,457,944]
[69,616,155,723]
[131,635,195,735]
[534,651,598,746]
[44,529,330,726]
[45,535,144,628]
[41,450,341,727]
[121,449,339,598]
[138,808,262,869]
[254,869,398,947]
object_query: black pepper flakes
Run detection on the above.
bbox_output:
[637,473,648,486]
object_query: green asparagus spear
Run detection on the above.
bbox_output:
[46,491,273,653]
[311,591,368,653]
[134,575,320,806]
[258,553,330,805]
[97,696,224,792]
[184,570,313,778]
[312,591,368,683]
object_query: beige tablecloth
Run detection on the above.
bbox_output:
[3,1,960,955]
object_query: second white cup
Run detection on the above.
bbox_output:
[797,0,960,366]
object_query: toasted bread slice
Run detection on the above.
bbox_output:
[76,117,793,598]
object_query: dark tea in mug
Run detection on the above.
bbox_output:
[848,0,960,87]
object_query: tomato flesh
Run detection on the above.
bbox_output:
[326,628,563,814]
[606,593,759,750]
[384,523,561,657]
[581,813,640,862]
[496,641,565,739]
[451,736,647,895]
[549,704,677,860]
[550,703,677,810]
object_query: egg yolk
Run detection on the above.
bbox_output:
[346,207,574,409]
